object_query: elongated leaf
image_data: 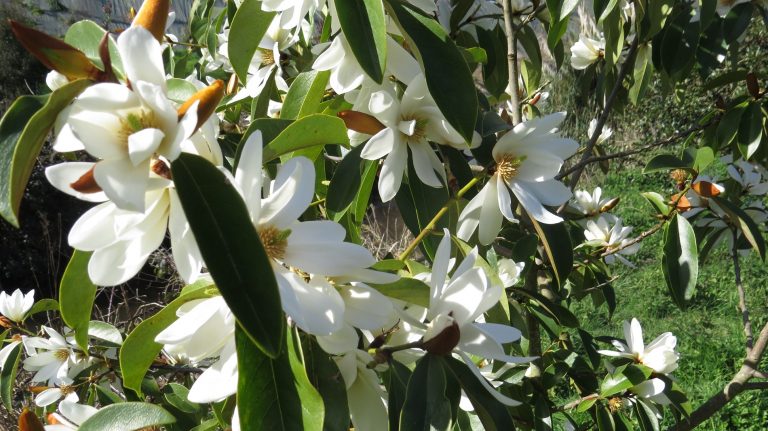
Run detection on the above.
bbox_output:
[120,281,214,395]
[369,277,430,308]
[385,360,412,431]
[264,114,349,162]
[236,327,324,431]
[662,214,698,309]
[24,299,59,318]
[600,373,633,397]
[635,399,660,431]
[281,71,331,120]
[736,101,763,159]
[335,0,387,83]
[172,153,285,358]
[641,192,671,216]
[64,20,123,77]
[228,0,276,83]
[0,79,91,227]
[443,356,516,431]
[713,197,766,260]
[529,219,573,288]
[642,154,690,173]
[78,402,176,431]
[401,355,451,431]
[88,321,123,346]
[303,337,349,431]
[327,143,367,214]
[0,342,22,411]
[60,250,96,351]
[385,0,477,142]
[596,404,615,431]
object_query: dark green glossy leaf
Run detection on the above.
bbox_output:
[385,0,477,141]
[529,219,573,288]
[0,342,22,411]
[712,197,766,260]
[172,153,285,358]
[635,399,660,431]
[401,355,452,431]
[327,143,367,214]
[24,298,59,318]
[236,327,324,431]
[0,79,91,227]
[303,337,349,431]
[335,0,387,83]
[60,250,96,351]
[264,114,349,162]
[385,360,412,431]
[736,101,763,159]
[369,277,430,308]
[662,214,698,309]
[120,280,215,395]
[596,404,615,431]
[228,0,276,83]
[78,402,176,431]
[642,154,691,173]
[281,71,331,119]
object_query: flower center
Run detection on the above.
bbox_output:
[54,349,69,361]
[260,48,275,66]
[399,115,428,142]
[119,110,159,146]
[60,384,75,396]
[496,154,525,182]
[258,225,290,260]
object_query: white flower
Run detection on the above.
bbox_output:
[23,327,86,386]
[727,159,768,196]
[0,289,34,322]
[588,118,613,145]
[334,350,388,431]
[570,187,614,218]
[44,400,99,430]
[496,258,524,288]
[34,377,79,407]
[53,26,198,212]
[46,70,69,91]
[584,216,639,266]
[570,35,605,70]
[155,296,237,403]
[598,318,679,375]
[457,112,578,245]
[354,75,473,202]
[233,131,393,336]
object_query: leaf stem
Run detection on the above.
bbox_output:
[397,176,480,261]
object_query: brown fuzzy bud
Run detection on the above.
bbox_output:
[132,0,170,42]
[178,80,225,134]
[692,180,721,198]
[421,320,460,355]
[599,197,620,213]
[70,167,103,194]
[0,317,12,329]
[671,193,692,212]
[747,73,760,99]
[9,21,99,80]
[19,408,45,431]
[337,110,386,135]
[151,159,172,180]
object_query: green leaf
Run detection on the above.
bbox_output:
[692,146,715,172]
[228,0,276,83]
[712,197,767,260]
[736,101,763,159]
[515,289,579,328]
[64,20,123,77]
[529,219,573,288]
[327,143,367,214]
[0,342,22,411]
[281,71,331,120]
[236,326,324,431]
[476,26,508,100]
[167,78,199,104]
[60,250,96,351]
[0,79,91,227]
[662,214,699,309]
[642,154,691,173]
[596,404,615,431]
[303,337,349,431]
[641,192,671,216]
[24,298,59,318]
[401,355,452,431]
[164,383,203,414]
[635,399,660,431]
[335,0,387,83]
[369,277,431,308]
[172,153,285,358]
[88,321,123,346]
[78,402,176,431]
[443,356,516,431]
[385,0,478,142]
[264,114,350,162]
[385,360,412,431]
[120,281,214,395]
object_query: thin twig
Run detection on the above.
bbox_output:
[600,217,668,258]
[732,230,753,352]
[555,393,600,412]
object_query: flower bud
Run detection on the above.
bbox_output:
[671,193,692,212]
[0,316,13,329]
[692,180,721,198]
[524,363,541,378]
[337,110,386,135]
[178,80,225,133]
[599,197,620,213]
[19,408,45,431]
[421,314,460,355]
[747,72,760,99]
[70,167,102,194]
[46,413,61,425]
[226,73,239,96]
[132,0,170,42]
[10,21,99,80]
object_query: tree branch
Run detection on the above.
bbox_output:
[502,0,522,125]
[732,231,753,352]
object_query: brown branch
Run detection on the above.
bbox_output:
[566,37,640,191]
[732,231,753,352]
[502,0,522,125]
[600,217,668,258]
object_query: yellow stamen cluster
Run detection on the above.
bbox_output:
[119,110,160,147]
[496,154,524,182]
[54,349,69,361]
[260,49,275,66]
[259,225,288,260]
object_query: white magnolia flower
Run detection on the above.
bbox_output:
[588,118,613,145]
[727,159,768,196]
[334,350,388,431]
[457,112,578,245]
[44,400,99,431]
[234,131,393,336]
[0,289,34,322]
[23,327,86,386]
[53,26,198,212]
[598,318,679,375]
[631,378,671,406]
[263,0,322,30]
[414,231,531,406]
[354,75,474,202]
[496,258,524,288]
[694,202,768,255]
[570,35,605,70]
[570,187,615,218]
[34,377,79,407]
[313,34,420,95]
[155,296,237,403]
[584,216,640,266]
